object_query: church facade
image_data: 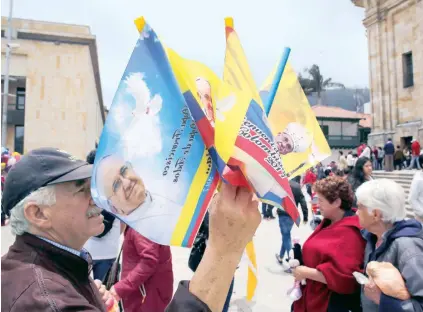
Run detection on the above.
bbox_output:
[353,0,423,147]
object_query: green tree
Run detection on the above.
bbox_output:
[299,64,345,105]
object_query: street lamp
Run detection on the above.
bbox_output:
[1,0,14,147]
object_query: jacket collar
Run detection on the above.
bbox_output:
[16,233,92,281]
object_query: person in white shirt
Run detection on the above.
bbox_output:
[84,217,121,280]
[338,151,348,171]
[409,158,423,222]
[346,151,354,170]
[360,145,371,159]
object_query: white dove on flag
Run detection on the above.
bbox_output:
[120,72,163,159]
[215,94,236,122]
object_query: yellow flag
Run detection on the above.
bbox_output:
[223,17,258,301]
[260,62,331,178]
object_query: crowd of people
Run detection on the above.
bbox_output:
[1,142,423,312]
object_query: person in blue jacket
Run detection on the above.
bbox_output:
[356,179,423,312]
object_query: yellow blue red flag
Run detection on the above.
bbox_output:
[222,18,300,225]
[91,17,219,248]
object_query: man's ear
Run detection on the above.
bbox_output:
[24,202,52,230]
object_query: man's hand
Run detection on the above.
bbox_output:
[110,286,120,302]
[189,183,261,312]
[208,183,261,257]
[94,280,115,309]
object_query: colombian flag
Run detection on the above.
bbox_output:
[129,17,220,247]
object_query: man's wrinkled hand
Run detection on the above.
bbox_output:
[208,183,261,257]
[110,286,121,302]
[94,280,115,307]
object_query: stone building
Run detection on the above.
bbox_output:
[1,17,105,159]
[352,0,423,148]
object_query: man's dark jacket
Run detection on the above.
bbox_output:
[1,233,106,312]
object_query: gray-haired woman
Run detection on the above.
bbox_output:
[356,179,423,312]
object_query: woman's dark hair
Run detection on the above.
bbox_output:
[324,168,332,177]
[314,176,354,211]
[339,151,343,156]
[352,156,371,184]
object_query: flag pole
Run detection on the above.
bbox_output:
[265,47,291,116]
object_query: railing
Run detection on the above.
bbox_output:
[324,135,360,147]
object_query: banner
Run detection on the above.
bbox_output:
[260,62,331,178]
[91,19,219,247]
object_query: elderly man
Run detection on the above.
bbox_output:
[93,154,181,245]
[1,148,113,311]
[2,148,261,312]
[356,179,423,312]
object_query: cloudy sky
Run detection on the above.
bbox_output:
[1,0,369,108]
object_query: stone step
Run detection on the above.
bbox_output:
[372,172,415,179]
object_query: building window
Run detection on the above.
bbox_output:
[16,87,25,110]
[1,29,5,38]
[14,126,24,154]
[402,52,414,88]
[320,125,329,137]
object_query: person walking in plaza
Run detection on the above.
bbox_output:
[403,146,411,168]
[292,176,365,312]
[109,228,174,312]
[275,177,308,268]
[262,203,275,220]
[372,146,379,170]
[384,138,395,172]
[338,151,348,171]
[394,145,405,171]
[355,179,423,311]
[360,144,371,159]
[377,147,384,171]
[347,151,355,171]
[408,139,422,170]
[348,157,373,209]
[409,157,423,223]
[303,168,317,200]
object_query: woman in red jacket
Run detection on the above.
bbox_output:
[110,227,173,312]
[292,176,365,312]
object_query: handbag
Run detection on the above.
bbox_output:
[102,243,124,290]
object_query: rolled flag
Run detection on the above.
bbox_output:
[260,62,331,178]
[91,17,219,248]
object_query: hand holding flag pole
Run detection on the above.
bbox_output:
[264,47,291,116]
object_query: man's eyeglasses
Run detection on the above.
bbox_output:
[111,162,133,195]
